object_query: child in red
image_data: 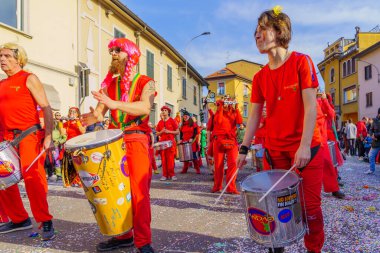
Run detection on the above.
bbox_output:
[237,7,325,253]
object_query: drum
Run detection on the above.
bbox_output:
[65,129,132,236]
[0,141,21,190]
[241,170,306,248]
[327,141,338,167]
[177,142,193,162]
[153,140,173,151]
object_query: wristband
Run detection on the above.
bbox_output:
[239,145,249,155]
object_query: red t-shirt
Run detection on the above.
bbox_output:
[63,120,82,140]
[180,121,196,142]
[0,70,39,131]
[156,117,178,142]
[250,52,321,151]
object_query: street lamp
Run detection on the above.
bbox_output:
[356,58,380,83]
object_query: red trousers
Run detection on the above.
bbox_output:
[264,148,324,253]
[116,134,152,248]
[321,144,339,193]
[0,200,9,223]
[148,147,157,171]
[182,158,200,174]
[212,138,238,193]
[160,147,176,178]
[0,132,53,223]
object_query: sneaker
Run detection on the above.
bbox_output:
[0,222,9,228]
[268,247,285,253]
[41,220,55,241]
[138,244,155,253]
[153,170,160,174]
[171,176,178,181]
[48,175,57,182]
[97,237,134,252]
[160,176,167,181]
[365,169,374,175]
[0,218,32,234]
[332,191,346,199]
[358,157,363,161]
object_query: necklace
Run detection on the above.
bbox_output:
[268,52,289,101]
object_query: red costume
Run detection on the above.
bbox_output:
[0,70,53,224]
[63,119,83,140]
[251,52,324,252]
[180,118,200,174]
[156,117,178,179]
[210,101,242,194]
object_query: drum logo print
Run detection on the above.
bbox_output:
[120,156,129,177]
[0,161,15,178]
[248,207,276,235]
[91,152,104,164]
[78,170,100,187]
[278,209,293,223]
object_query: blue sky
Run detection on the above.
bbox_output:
[121,0,380,89]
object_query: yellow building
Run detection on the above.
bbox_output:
[318,26,380,124]
[205,60,262,123]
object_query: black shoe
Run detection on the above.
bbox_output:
[332,190,346,199]
[268,247,285,253]
[0,218,32,234]
[41,220,55,241]
[139,244,155,253]
[97,237,134,252]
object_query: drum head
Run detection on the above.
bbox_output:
[241,169,299,192]
[65,129,123,151]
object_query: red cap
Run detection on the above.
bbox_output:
[161,106,171,114]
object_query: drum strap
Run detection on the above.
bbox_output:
[10,124,42,148]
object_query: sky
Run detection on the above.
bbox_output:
[121,0,380,90]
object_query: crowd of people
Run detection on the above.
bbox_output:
[1,5,380,253]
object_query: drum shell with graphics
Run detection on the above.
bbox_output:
[0,141,21,190]
[65,129,132,236]
[241,170,305,248]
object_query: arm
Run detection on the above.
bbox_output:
[294,88,317,168]
[81,88,108,126]
[26,74,53,150]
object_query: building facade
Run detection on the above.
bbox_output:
[318,26,380,125]
[205,60,262,123]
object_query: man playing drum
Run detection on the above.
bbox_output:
[156,106,179,181]
[0,43,55,240]
[237,7,325,253]
[81,38,156,253]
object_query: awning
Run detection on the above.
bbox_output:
[43,83,61,110]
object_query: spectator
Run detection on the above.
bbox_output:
[346,119,357,156]
[200,123,207,158]
[356,117,368,160]
[363,135,372,161]
[103,118,110,130]
[52,119,67,181]
[236,123,246,145]
[365,108,380,174]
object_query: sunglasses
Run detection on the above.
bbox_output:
[109,47,122,54]
[69,110,78,113]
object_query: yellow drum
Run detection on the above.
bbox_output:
[65,129,132,236]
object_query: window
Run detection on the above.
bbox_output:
[193,86,197,105]
[243,103,248,117]
[330,68,335,83]
[365,65,372,80]
[217,82,225,95]
[343,85,357,104]
[146,50,154,79]
[149,103,156,125]
[352,58,356,73]
[0,0,24,31]
[347,60,351,75]
[366,92,373,107]
[167,65,172,91]
[182,78,187,99]
[114,28,125,38]
[243,83,248,97]
[343,62,347,77]
[165,103,174,114]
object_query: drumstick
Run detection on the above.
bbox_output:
[258,164,297,203]
[25,149,46,173]
[214,166,241,205]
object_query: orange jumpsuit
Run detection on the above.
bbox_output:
[0,70,53,223]
[211,104,242,193]
[156,118,178,178]
[107,73,154,248]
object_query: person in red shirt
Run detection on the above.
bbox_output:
[0,43,55,240]
[179,111,201,174]
[211,99,242,194]
[81,38,156,253]
[237,8,325,253]
[62,107,86,140]
[356,117,368,160]
[156,106,179,181]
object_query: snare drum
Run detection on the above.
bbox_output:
[177,142,193,162]
[65,129,132,236]
[153,140,173,151]
[0,141,21,190]
[241,170,306,248]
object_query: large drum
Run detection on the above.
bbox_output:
[65,129,132,236]
[0,141,21,190]
[241,170,306,248]
[153,140,173,151]
[327,141,338,167]
[177,142,193,162]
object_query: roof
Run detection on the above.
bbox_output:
[354,41,380,59]
[205,68,236,80]
[226,59,263,67]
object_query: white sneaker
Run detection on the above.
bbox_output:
[171,176,177,181]
[160,176,167,181]
[358,157,363,161]
[365,170,374,175]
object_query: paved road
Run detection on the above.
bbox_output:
[0,156,378,253]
